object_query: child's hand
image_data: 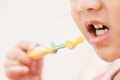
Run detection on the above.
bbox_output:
[4,41,43,80]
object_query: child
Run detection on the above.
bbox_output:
[71,0,120,80]
[4,0,120,80]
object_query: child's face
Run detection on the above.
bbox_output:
[71,0,120,62]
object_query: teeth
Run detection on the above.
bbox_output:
[93,24,109,36]
[98,24,103,28]
[96,29,108,36]
[93,24,103,29]
[94,24,99,29]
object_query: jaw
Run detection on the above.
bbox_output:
[94,45,120,62]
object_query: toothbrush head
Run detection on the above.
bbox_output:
[65,36,84,49]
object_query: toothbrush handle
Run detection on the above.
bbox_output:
[27,47,54,60]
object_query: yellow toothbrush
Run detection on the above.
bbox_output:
[27,36,84,60]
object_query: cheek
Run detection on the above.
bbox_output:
[71,12,87,37]
[109,10,120,36]
[70,1,87,37]
[72,13,85,33]
[71,7,83,30]
[71,0,81,26]
[107,2,120,32]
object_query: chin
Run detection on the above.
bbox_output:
[94,48,120,62]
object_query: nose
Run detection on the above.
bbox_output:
[77,0,102,12]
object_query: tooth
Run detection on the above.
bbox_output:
[94,24,99,29]
[104,29,108,34]
[98,24,103,28]
[96,30,101,35]
[101,30,104,35]
[96,30,104,36]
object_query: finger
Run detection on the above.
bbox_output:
[29,58,43,74]
[5,65,29,79]
[4,59,21,68]
[7,48,31,65]
[17,41,39,52]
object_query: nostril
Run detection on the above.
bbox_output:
[87,8,94,11]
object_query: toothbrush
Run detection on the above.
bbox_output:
[27,36,84,60]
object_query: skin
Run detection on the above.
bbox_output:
[4,41,43,80]
[71,0,120,79]
[71,0,120,62]
[114,71,120,80]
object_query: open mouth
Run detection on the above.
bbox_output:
[85,21,110,44]
[86,23,109,37]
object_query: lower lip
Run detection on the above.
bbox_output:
[88,33,109,45]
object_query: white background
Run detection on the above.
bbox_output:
[0,0,107,80]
